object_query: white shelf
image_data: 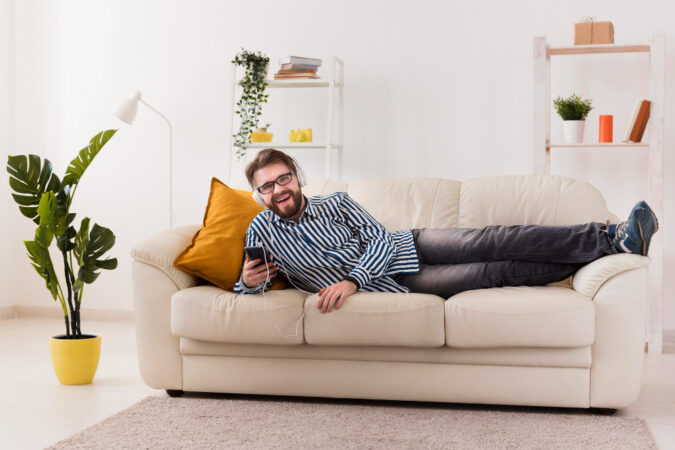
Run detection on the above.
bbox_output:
[548,142,649,148]
[243,142,342,149]
[235,79,341,88]
[547,43,650,56]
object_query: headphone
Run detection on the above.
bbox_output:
[251,157,308,206]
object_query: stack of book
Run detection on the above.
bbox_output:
[622,99,651,143]
[273,56,322,79]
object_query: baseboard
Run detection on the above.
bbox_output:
[0,305,134,321]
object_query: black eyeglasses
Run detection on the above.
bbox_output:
[256,172,295,194]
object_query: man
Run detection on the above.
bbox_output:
[233,149,659,315]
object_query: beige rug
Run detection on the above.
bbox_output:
[47,393,656,449]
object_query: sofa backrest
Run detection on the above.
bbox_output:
[233,174,617,231]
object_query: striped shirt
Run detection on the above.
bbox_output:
[233,191,420,294]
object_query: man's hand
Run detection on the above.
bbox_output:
[317,280,357,313]
[242,253,277,288]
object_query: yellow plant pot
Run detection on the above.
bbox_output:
[250,132,273,142]
[49,334,101,385]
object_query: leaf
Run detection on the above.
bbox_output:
[7,155,63,225]
[62,129,118,187]
[73,222,117,293]
[24,226,60,300]
[36,191,68,241]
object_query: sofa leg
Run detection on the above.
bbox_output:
[590,407,617,415]
[166,389,184,398]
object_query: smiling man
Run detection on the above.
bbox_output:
[233,148,660,315]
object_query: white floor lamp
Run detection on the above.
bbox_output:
[113,91,174,230]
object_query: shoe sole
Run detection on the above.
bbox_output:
[635,206,659,255]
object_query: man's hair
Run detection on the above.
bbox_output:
[245,148,299,189]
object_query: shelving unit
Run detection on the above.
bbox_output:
[533,33,665,353]
[228,56,344,183]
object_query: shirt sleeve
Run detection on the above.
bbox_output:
[233,223,272,295]
[338,192,396,289]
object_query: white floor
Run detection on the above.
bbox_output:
[0,316,673,449]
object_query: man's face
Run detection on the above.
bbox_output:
[253,162,304,220]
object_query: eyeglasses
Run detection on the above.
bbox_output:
[256,172,295,194]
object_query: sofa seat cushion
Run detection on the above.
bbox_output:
[170,285,308,345]
[445,286,595,348]
[180,338,592,368]
[303,292,445,347]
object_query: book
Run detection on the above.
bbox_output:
[277,69,317,74]
[629,100,651,143]
[622,100,642,142]
[273,74,320,79]
[278,56,322,67]
[280,63,318,70]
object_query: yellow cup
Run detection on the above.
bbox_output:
[49,334,101,385]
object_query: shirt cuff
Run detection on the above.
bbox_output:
[347,266,369,290]
[342,274,361,290]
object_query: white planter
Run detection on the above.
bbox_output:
[562,120,585,144]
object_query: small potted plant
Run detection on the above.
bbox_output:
[7,130,118,385]
[553,94,594,144]
[250,122,273,142]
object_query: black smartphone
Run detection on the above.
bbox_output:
[244,246,267,267]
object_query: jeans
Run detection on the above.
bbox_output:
[395,222,619,298]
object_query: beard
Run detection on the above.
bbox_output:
[267,188,304,220]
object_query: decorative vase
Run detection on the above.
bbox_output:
[562,120,585,144]
[49,334,101,385]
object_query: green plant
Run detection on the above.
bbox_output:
[7,130,119,338]
[231,48,270,160]
[553,94,594,121]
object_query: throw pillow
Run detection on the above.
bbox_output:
[173,177,288,292]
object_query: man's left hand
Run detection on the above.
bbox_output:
[317,280,357,313]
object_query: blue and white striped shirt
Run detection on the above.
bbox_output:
[233,192,420,294]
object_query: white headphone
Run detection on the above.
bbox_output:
[251,157,308,206]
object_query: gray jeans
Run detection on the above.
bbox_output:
[395,222,618,298]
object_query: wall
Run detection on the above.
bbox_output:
[7,0,675,327]
[0,0,15,310]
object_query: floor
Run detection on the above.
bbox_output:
[0,316,673,449]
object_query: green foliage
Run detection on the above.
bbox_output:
[7,130,119,338]
[553,94,594,121]
[231,48,270,160]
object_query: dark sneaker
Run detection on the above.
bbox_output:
[613,200,659,255]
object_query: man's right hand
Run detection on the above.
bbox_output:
[242,254,277,288]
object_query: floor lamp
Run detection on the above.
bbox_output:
[113,91,174,230]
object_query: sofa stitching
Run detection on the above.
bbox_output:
[428,178,441,227]
[553,176,562,224]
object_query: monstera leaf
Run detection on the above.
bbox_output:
[6,155,69,225]
[35,191,77,253]
[73,219,118,294]
[24,225,60,300]
[62,129,118,188]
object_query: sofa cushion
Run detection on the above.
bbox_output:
[170,285,307,345]
[304,292,445,347]
[445,286,595,348]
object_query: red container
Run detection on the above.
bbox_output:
[599,115,613,143]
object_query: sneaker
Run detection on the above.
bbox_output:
[613,200,659,255]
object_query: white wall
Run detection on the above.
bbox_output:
[0,0,15,309]
[6,0,675,327]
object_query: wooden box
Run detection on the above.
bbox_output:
[574,21,614,45]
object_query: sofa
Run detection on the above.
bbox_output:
[130,174,650,412]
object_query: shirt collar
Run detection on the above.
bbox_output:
[270,194,316,224]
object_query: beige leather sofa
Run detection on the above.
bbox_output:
[131,174,649,412]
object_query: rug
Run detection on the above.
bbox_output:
[47,393,657,449]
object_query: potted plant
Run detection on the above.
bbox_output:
[231,48,270,160]
[250,122,273,142]
[6,129,119,385]
[553,94,594,144]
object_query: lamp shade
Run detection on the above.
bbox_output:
[113,91,142,124]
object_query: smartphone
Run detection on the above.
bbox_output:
[244,246,267,267]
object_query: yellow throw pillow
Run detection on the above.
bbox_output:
[173,177,288,292]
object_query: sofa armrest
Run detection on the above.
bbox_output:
[130,224,201,290]
[572,253,650,299]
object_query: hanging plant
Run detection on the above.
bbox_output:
[231,48,270,160]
